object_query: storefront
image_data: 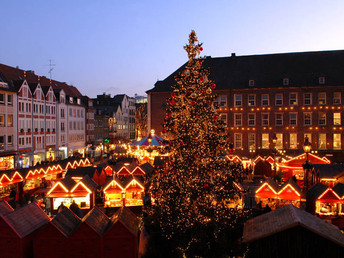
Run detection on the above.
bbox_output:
[0,155,15,170]
[59,147,68,160]
[18,154,30,168]
[124,178,144,206]
[103,179,125,207]
[46,149,55,161]
[68,147,86,158]
[33,152,45,166]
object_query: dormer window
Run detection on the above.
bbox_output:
[249,80,255,87]
[77,98,81,105]
[69,97,73,103]
[283,78,289,86]
[319,77,325,84]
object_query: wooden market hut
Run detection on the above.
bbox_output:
[102,165,114,176]
[103,206,141,258]
[0,203,50,258]
[124,176,145,207]
[69,206,111,258]
[255,178,279,199]
[34,208,81,258]
[277,178,302,208]
[0,200,13,215]
[243,204,344,257]
[65,166,107,186]
[103,177,126,208]
[47,175,98,215]
[253,160,273,177]
[133,162,154,178]
[306,183,341,216]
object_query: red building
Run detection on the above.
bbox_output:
[147,50,344,158]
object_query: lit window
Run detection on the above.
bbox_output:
[319,133,326,149]
[319,77,325,84]
[333,92,341,105]
[275,94,283,106]
[304,134,311,145]
[333,134,341,150]
[262,134,269,149]
[289,93,298,105]
[304,113,312,126]
[234,113,242,126]
[262,94,269,106]
[7,115,13,127]
[318,93,326,105]
[283,78,289,86]
[248,133,256,150]
[319,112,326,125]
[304,93,312,105]
[248,114,256,126]
[262,113,269,126]
[276,133,283,149]
[290,133,297,149]
[234,133,242,148]
[276,113,283,126]
[248,94,255,106]
[334,113,341,125]
[290,113,297,126]
[0,115,4,127]
[234,94,242,107]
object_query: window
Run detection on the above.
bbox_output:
[262,94,269,106]
[248,114,256,126]
[290,134,297,149]
[249,80,255,87]
[304,113,312,126]
[234,113,242,126]
[318,93,326,105]
[70,97,73,103]
[275,94,283,106]
[0,115,4,127]
[61,122,65,132]
[333,133,341,150]
[0,136,4,148]
[319,133,326,149]
[262,134,269,149]
[334,113,341,125]
[289,93,297,105]
[7,115,13,127]
[7,135,12,146]
[234,133,242,149]
[262,113,269,126]
[7,95,12,105]
[248,94,255,106]
[290,113,297,126]
[283,78,289,86]
[276,133,283,149]
[319,77,325,84]
[219,95,227,107]
[304,134,312,145]
[61,109,65,118]
[276,113,283,126]
[234,94,242,107]
[77,98,81,105]
[248,133,256,150]
[304,93,312,105]
[319,112,326,125]
[0,93,4,104]
[333,92,341,105]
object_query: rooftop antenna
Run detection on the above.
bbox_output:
[48,59,56,80]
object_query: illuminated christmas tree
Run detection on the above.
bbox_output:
[143,31,248,257]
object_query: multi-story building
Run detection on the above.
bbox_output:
[147,50,344,158]
[0,77,17,169]
[82,96,95,156]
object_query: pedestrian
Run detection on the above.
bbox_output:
[8,188,17,209]
[57,202,66,213]
[264,204,272,213]
[69,200,79,214]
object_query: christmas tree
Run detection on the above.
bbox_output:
[143,31,248,258]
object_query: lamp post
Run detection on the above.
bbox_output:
[302,135,312,193]
[272,135,278,177]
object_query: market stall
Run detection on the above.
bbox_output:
[124,177,144,206]
[103,178,125,207]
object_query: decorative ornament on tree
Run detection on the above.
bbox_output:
[206,88,212,94]
[190,92,197,99]
[211,83,216,89]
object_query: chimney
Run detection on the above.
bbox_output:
[231,53,236,57]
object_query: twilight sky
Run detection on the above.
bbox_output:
[2,0,344,98]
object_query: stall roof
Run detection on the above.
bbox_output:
[139,162,154,176]
[332,183,344,198]
[243,204,344,247]
[51,208,81,237]
[82,207,111,236]
[0,200,13,216]
[2,203,50,238]
[307,183,328,199]
[110,206,141,236]
[312,164,344,179]
[80,175,98,192]
[65,166,100,179]
[279,178,302,195]
[256,178,280,194]
[59,176,77,191]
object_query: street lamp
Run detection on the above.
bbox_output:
[302,135,312,193]
[272,135,278,177]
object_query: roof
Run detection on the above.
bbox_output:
[138,162,154,176]
[59,176,77,191]
[307,183,328,199]
[2,203,50,238]
[82,206,111,236]
[110,206,140,235]
[147,50,344,93]
[0,201,14,216]
[65,166,99,179]
[332,183,344,198]
[280,178,302,194]
[243,204,344,247]
[80,175,98,192]
[312,164,344,179]
[51,208,81,237]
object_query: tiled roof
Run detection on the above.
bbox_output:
[82,207,111,236]
[147,50,344,93]
[2,203,50,238]
[243,204,344,247]
[0,200,14,216]
[51,207,81,237]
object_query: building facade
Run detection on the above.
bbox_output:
[147,50,344,158]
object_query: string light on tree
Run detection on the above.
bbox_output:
[144,31,249,257]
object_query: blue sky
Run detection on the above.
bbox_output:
[2,0,344,97]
